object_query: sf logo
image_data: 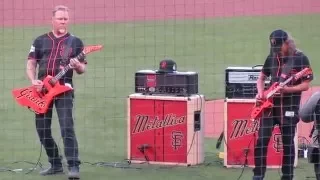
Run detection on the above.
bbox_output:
[273,133,283,153]
[172,131,184,151]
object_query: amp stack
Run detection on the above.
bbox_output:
[225,65,269,99]
[127,59,205,166]
[223,65,298,168]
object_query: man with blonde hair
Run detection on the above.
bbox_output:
[27,5,86,179]
[252,29,314,180]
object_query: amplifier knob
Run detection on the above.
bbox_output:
[149,87,155,92]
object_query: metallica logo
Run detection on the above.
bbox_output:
[230,119,259,139]
[172,131,184,150]
[273,133,283,153]
[16,88,46,108]
[229,120,283,153]
[132,114,186,134]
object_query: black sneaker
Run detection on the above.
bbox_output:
[252,176,264,180]
[68,166,80,179]
[39,165,63,176]
[281,176,294,180]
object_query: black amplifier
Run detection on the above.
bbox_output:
[225,66,270,99]
[135,70,198,96]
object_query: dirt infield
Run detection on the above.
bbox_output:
[1,0,320,27]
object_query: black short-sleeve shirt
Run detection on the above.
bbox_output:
[28,32,87,86]
[261,51,313,107]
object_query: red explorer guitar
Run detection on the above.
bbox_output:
[12,45,103,114]
[250,67,312,121]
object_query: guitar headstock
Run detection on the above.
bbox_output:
[83,45,103,55]
[304,68,313,76]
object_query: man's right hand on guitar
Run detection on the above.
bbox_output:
[256,92,265,100]
[255,93,264,105]
[32,80,43,92]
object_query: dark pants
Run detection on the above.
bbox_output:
[313,107,320,180]
[35,91,80,168]
[253,105,298,180]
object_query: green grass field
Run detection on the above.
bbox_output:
[0,14,320,180]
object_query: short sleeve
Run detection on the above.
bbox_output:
[261,55,271,77]
[301,55,313,82]
[27,38,41,61]
[74,38,87,64]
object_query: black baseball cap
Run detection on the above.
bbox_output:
[269,29,288,53]
[157,59,177,73]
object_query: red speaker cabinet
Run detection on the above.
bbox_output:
[224,99,298,168]
[127,93,205,166]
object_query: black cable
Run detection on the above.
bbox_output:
[80,132,197,171]
[127,131,197,169]
[1,95,202,173]
[0,144,43,174]
[137,144,151,164]
[221,103,259,169]
[126,94,203,169]
[82,161,142,169]
[216,132,224,149]
[218,107,257,180]
[236,150,249,180]
[236,128,256,180]
[69,104,198,171]
[0,167,14,173]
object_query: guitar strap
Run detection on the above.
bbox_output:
[60,35,75,93]
[277,54,294,83]
[60,34,75,66]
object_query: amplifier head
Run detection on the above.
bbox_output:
[135,70,198,96]
[225,66,270,99]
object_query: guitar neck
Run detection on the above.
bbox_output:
[266,68,309,99]
[49,52,85,85]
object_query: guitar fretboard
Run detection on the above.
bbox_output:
[48,52,85,85]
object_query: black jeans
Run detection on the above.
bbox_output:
[313,106,320,180]
[35,91,80,168]
[253,105,298,180]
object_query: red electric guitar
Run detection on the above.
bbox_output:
[250,67,312,120]
[12,45,103,114]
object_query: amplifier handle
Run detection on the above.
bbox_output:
[252,64,263,69]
